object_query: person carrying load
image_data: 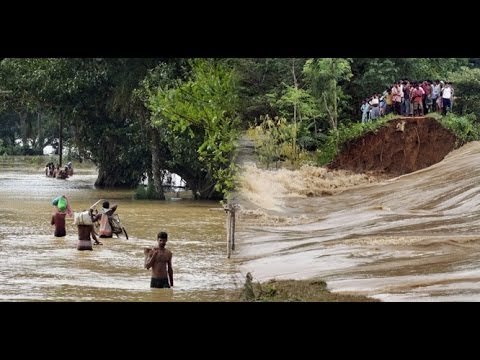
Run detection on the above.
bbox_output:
[51,195,73,216]
[50,195,73,237]
[98,200,118,238]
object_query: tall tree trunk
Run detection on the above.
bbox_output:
[37,112,42,152]
[150,128,165,200]
[59,114,63,167]
[19,111,28,151]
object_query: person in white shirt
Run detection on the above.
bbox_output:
[441,83,452,115]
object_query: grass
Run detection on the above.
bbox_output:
[235,273,379,302]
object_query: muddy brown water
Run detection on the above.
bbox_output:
[0,160,240,301]
[235,142,480,301]
[8,139,480,303]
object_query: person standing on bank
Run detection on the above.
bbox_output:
[77,209,103,250]
[144,231,173,288]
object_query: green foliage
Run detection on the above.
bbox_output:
[316,116,392,166]
[134,183,158,200]
[0,58,159,187]
[448,66,480,118]
[349,58,398,100]
[232,58,307,126]
[248,115,289,168]
[247,115,313,169]
[244,59,324,167]
[0,139,5,155]
[3,57,476,194]
[271,84,323,120]
[437,113,480,145]
[304,58,352,84]
[147,59,240,198]
[303,58,353,130]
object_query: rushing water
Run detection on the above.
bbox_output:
[8,139,480,303]
[0,160,241,302]
[235,142,480,302]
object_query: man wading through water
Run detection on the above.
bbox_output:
[77,209,103,250]
[144,231,173,288]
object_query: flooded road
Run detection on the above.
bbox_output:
[0,160,240,301]
[235,142,480,301]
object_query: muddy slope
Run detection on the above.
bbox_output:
[329,117,457,176]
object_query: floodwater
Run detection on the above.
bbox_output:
[0,159,240,301]
[235,141,480,302]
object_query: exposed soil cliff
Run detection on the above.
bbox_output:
[329,117,457,176]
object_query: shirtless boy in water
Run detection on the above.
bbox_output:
[144,231,173,288]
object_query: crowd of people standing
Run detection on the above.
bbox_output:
[361,79,454,123]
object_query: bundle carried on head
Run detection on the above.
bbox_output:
[51,195,68,212]
[58,197,67,212]
[73,210,94,225]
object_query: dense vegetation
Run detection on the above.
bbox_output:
[2,58,480,200]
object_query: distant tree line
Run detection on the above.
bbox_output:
[1,58,479,200]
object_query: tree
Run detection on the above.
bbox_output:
[232,58,307,126]
[449,66,480,117]
[303,58,353,132]
[147,59,240,199]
